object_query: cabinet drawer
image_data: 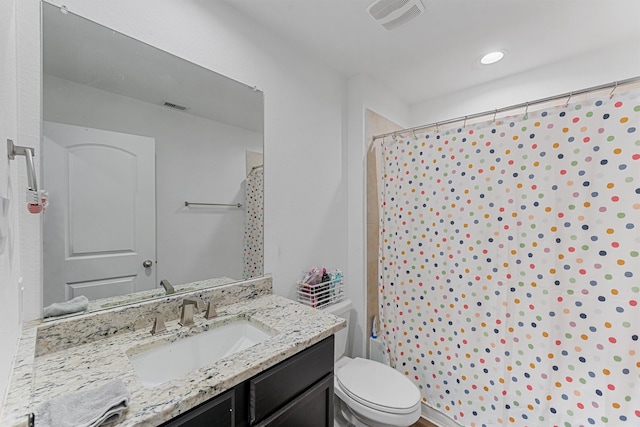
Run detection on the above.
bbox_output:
[249,336,334,425]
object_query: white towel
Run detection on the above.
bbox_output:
[43,295,89,318]
[33,379,130,427]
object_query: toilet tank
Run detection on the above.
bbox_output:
[321,299,352,362]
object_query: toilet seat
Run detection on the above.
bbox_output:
[336,358,421,415]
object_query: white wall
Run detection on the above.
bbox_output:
[410,37,640,126]
[15,0,42,327]
[0,0,42,404]
[346,74,410,357]
[0,0,22,405]
[43,75,263,294]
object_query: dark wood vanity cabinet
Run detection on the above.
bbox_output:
[161,335,334,427]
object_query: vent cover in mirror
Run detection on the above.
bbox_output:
[367,0,425,30]
[161,100,188,111]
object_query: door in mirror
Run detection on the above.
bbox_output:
[43,121,156,305]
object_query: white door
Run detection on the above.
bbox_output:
[43,121,156,306]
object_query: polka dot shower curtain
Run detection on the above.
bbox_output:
[378,87,639,426]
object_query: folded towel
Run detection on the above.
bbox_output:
[33,379,130,427]
[43,295,89,318]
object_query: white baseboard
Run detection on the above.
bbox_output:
[420,402,464,427]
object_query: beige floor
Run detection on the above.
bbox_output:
[411,418,440,427]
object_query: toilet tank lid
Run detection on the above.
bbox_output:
[336,357,421,411]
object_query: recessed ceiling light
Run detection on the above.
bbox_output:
[480,51,505,65]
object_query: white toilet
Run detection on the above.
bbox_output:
[321,299,421,427]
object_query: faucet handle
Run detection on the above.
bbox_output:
[151,315,166,335]
[131,314,147,332]
[204,301,218,320]
[183,297,206,312]
[179,304,195,327]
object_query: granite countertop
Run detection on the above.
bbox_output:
[0,278,345,426]
[86,277,239,312]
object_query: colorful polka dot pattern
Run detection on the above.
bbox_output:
[379,89,640,426]
[243,167,263,279]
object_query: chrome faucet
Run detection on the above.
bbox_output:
[160,279,175,295]
[179,297,205,326]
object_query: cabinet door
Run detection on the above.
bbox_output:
[249,336,334,425]
[254,373,333,427]
[160,389,235,427]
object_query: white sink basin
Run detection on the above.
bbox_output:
[128,319,273,387]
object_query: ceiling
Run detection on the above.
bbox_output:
[223,0,640,106]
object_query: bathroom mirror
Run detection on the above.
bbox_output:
[41,2,264,312]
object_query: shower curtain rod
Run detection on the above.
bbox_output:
[372,76,640,141]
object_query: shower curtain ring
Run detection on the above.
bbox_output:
[493,109,497,123]
[609,81,618,99]
[565,91,573,107]
[436,122,439,133]
[463,116,467,128]
[524,103,529,120]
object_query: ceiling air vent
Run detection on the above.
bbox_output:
[367,0,425,30]
[161,100,188,111]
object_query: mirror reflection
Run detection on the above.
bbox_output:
[41,2,264,313]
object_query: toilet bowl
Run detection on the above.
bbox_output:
[321,300,421,427]
[334,356,421,427]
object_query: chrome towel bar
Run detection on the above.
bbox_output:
[185,201,242,208]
